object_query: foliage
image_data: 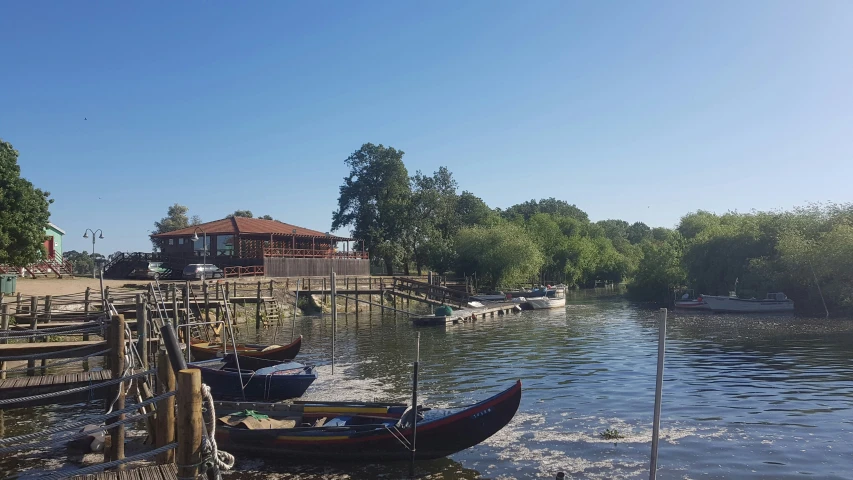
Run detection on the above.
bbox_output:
[259,214,274,220]
[228,210,253,218]
[152,204,198,250]
[501,197,589,223]
[332,143,411,274]
[600,428,624,440]
[627,232,686,302]
[63,250,96,275]
[454,223,544,290]
[0,139,53,266]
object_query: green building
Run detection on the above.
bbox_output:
[44,222,65,260]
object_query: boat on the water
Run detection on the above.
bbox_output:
[523,285,567,310]
[212,380,522,461]
[190,335,302,361]
[190,354,317,401]
[675,292,794,313]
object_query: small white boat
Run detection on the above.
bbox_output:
[699,292,794,313]
[524,285,567,310]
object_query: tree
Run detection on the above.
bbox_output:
[627,234,686,302]
[454,223,544,290]
[626,222,652,244]
[228,210,253,218]
[503,198,589,222]
[332,143,411,274]
[406,167,459,275]
[0,139,53,266]
[259,215,274,220]
[63,250,94,275]
[153,204,195,250]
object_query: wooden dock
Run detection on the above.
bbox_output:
[0,370,112,407]
[70,463,177,480]
[411,302,522,326]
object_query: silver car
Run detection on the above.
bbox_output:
[181,264,223,280]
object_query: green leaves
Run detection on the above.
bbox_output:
[0,140,52,266]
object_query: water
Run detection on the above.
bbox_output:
[3,293,853,479]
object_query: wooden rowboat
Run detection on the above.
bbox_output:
[190,354,318,401]
[190,335,302,361]
[212,380,522,461]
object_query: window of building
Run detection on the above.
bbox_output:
[178,238,185,245]
[168,239,174,245]
[193,236,209,256]
[217,235,234,256]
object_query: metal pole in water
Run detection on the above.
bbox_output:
[331,270,336,375]
[292,279,299,342]
[409,332,420,478]
[649,307,667,480]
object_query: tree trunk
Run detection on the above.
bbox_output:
[384,256,394,276]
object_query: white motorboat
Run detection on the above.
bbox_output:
[699,292,794,313]
[524,285,567,310]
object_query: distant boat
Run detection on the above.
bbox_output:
[675,292,794,313]
[523,285,567,310]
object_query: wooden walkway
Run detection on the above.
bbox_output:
[411,302,522,326]
[70,463,177,480]
[0,340,107,358]
[0,370,112,408]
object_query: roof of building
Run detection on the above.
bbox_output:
[47,222,66,235]
[150,217,353,241]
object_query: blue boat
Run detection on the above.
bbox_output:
[190,354,318,401]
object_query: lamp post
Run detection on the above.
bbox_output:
[191,227,208,282]
[83,229,104,278]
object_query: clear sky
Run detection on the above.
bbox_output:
[3,1,852,255]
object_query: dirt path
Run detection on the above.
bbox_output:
[8,277,151,297]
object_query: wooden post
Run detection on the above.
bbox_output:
[323,277,327,305]
[331,271,336,375]
[649,308,667,480]
[176,368,203,480]
[0,304,9,380]
[369,277,373,313]
[183,282,191,362]
[255,281,262,329]
[136,294,148,369]
[170,284,178,327]
[156,351,176,464]
[106,314,126,467]
[44,295,52,324]
[203,282,210,327]
[354,279,359,317]
[269,279,274,297]
[27,296,38,376]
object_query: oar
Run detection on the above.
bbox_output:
[409,332,420,478]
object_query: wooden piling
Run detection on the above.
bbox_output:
[176,368,202,480]
[203,282,210,328]
[170,284,178,327]
[0,304,9,380]
[136,294,148,369]
[255,281,262,329]
[183,282,191,362]
[27,296,38,376]
[156,350,176,464]
[331,271,336,375]
[106,314,126,467]
[269,279,274,297]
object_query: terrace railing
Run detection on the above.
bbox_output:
[263,247,368,259]
[223,265,265,278]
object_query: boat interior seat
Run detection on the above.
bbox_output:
[324,416,352,427]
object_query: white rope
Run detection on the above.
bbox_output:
[201,383,235,471]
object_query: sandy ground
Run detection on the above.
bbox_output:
[8,277,151,297]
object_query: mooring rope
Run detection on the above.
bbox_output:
[0,389,175,445]
[0,324,102,339]
[0,349,110,374]
[0,369,155,406]
[40,442,178,480]
[0,342,108,362]
[201,383,235,472]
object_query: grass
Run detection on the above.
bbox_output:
[600,428,624,440]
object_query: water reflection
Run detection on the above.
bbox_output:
[2,295,853,479]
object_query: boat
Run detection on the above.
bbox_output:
[469,294,507,302]
[695,292,794,313]
[190,354,318,401]
[190,335,302,361]
[212,380,522,461]
[523,285,567,310]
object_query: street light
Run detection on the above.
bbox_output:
[191,227,207,282]
[83,229,104,278]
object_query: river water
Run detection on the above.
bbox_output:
[3,291,853,479]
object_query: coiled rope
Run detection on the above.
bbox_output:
[201,383,235,471]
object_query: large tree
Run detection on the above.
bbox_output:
[152,204,199,250]
[406,167,459,275]
[0,140,53,266]
[228,210,253,218]
[332,143,411,274]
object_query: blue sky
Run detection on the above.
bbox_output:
[3,1,852,254]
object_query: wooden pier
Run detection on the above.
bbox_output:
[70,463,177,480]
[411,302,522,326]
[0,370,112,407]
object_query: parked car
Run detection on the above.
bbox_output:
[182,264,224,280]
[128,262,168,279]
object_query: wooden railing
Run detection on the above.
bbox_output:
[263,247,368,259]
[223,265,265,278]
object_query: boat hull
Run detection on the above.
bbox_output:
[214,380,522,461]
[674,300,710,311]
[700,296,794,313]
[191,355,317,401]
[191,335,302,361]
[524,297,566,310]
